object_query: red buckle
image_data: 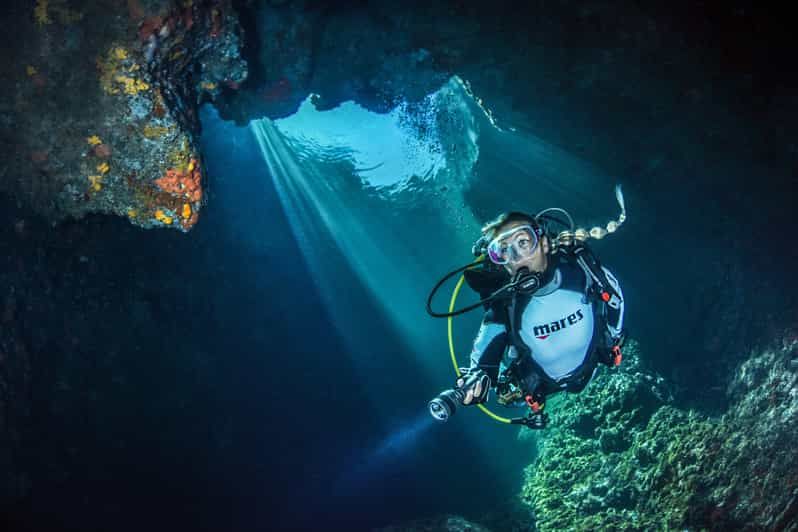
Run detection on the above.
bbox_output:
[525,395,542,412]
[611,345,622,366]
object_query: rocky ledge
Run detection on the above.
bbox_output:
[1,0,247,231]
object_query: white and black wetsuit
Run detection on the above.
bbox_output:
[468,252,624,395]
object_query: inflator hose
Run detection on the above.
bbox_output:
[448,257,511,424]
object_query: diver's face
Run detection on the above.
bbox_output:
[496,223,549,276]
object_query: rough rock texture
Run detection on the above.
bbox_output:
[215,0,454,121]
[522,337,798,531]
[1,2,796,529]
[1,0,246,230]
[374,501,537,532]
[0,284,32,504]
[376,515,493,532]
[4,1,796,244]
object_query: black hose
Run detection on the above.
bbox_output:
[426,262,534,318]
[425,261,489,318]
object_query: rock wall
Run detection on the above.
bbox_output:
[0,0,246,230]
[522,337,798,531]
[375,336,798,530]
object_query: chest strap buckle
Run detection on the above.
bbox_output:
[611,345,622,366]
[524,394,544,413]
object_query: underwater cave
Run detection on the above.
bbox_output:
[1,1,797,530]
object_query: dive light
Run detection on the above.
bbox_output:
[428,388,466,422]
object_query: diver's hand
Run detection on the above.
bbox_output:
[456,368,491,405]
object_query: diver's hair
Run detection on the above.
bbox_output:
[478,185,627,253]
[481,211,540,240]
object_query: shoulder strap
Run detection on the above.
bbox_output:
[570,244,622,310]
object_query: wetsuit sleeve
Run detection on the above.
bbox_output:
[468,308,508,382]
[601,266,624,340]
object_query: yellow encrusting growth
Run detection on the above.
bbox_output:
[112,47,129,61]
[96,162,110,174]
[142,124,171,139]
[34,0,83,26]
[97,46,150,96]
[88,175,103,192]
[87,135,102,146]
[26,66,38,76]
[52,6,83,24]
[34,0,52,26]
[167,137,193,168]
[127,209,138,219]
[154,209,173,225]
[114,75,150,96]
[182,203,192,219]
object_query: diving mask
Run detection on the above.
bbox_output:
[486,225,540,265]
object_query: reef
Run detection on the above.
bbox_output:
[521,336,798,531]
[380,336,798,531]
[377,515,492,532]
[374,500,536,532]
[0,0,246,231]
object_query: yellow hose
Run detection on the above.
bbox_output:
[447,258,511,424]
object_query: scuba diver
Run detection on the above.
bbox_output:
[426,186,627,429]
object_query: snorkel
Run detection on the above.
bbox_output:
[425,184,628,427]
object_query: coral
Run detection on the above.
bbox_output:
[154,209,173,225]
[97,46,150,96]
[34,0,52,26]
[34,0,82,27]
[209,8,222,38]
[93,144,112,158]
[521,338,798,531]
[126,0,145,21]
[151,144,202,230]
[138,16,164,42]
[51,5,83,25]
[30,151,48,164]
[88,175,103,192]
[115,75,150,96]
[87,134,111,158]
[142,124,171,139]
[377,515,493,532]
[6,0,246,233]
[154,159,202,203]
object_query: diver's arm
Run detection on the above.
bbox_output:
[468,308,508,382]
[601,266,625,341]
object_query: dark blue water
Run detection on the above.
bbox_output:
[189,109,527,530]
[1,100,532,531]
[3,10,797,526]
[4,81,795,530]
